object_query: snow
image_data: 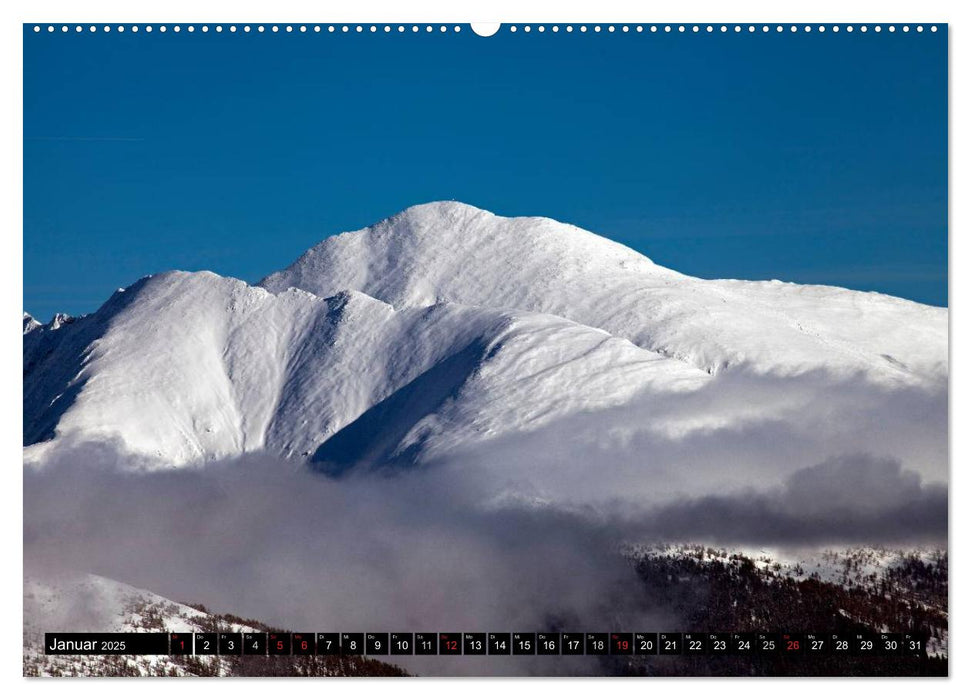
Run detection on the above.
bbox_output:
[624,543,945,589]
[22,273,705,468]
[23,312,41,335]
[262,201,947,384]
[23,201,948,468]
[621,543,948,657]
[24,573,216,638]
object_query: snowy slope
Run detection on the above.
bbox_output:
[23,201,947,468]
[263,201,947,384]
[23,572,256,676]
[23,573,235,639]
[24,269,704,467]
[23,312,41,334]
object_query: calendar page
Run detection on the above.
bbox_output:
[22,18,947,678]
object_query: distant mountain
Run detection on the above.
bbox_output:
[23,202,947,469]
[615,544,947,676]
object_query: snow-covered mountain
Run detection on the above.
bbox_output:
[263,202,947,382]
[23,201,948,469]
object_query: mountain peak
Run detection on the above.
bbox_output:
[391,199,492,220]
[366,200,645,257]
[49,312,75,330]
[260,201,665,309]
[23,312,40,335]
[259,203,946,384]
[23,311,75,335]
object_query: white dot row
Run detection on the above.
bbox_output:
[32,24,466,34]
[31,23,940,35]
[508,24,938,34]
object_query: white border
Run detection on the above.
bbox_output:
[2,1,964,699]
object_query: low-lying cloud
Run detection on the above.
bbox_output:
[636,453,947,543]
[23,368,947,674]
[24,452,659,675]
[422,368,947,513]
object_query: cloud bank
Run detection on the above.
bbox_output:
[23,369,947,674]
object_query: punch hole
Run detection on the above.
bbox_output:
[472,22,502,37]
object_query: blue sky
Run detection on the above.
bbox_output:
[24,25,947,321]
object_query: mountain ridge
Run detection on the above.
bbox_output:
[261,201,947,381]
[23,202,948,469]
[25,267,701,467]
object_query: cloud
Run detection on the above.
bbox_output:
[631,454,946,545]
[418,368,948,515]
[24,452,666,675]
[22,368,947,674]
